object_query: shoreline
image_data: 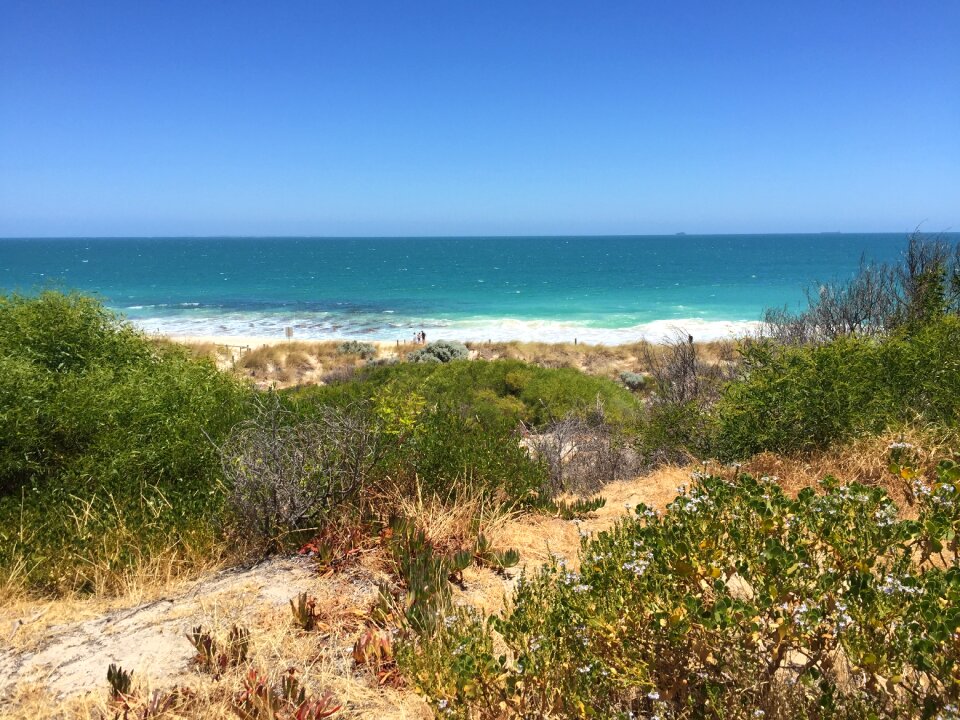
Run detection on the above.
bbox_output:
[145,317,760,348]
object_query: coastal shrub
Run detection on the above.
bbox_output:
[250,384,545,519]
[320,365,358,385]
[618,370,648,391]
[290,358,641,430]
[762,231,960,344]
[713,315,960,458]
[407,339,469,363]
[396,408,547,503]
[337,339,377,358]
[399,461,960,718]
[630,334,734,465]
[637,399,714,466]
[221,394,387,549]
[0,291,249,594]
[528,407,637,495]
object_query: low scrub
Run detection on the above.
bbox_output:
[400,457,960,718]
[223,386,548,550]
[762,231,960,344]
[714,315,960,458]
[407,339,469,364]
[337,340,377,359]
[528,406,638,495]
[221,394,387,549]
[0,291,249,594]
[290,357,641,429]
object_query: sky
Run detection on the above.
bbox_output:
[0,1,957,237]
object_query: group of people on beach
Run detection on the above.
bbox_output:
[413,330,427,344]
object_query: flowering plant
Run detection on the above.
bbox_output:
[401,461,960,718]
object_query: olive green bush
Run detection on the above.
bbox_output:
[619,370,648,391]
[395,406,547,503]
[400,457,960,719]
[762,231,960,344]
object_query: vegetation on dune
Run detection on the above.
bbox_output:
[220,388,547,551]
[407,339,469,364]
[402,459,960,718]
[762,231,960,344]
[336,339,377,359]
[638,233,960,464]
[5,232,960,717]
[390,232,960,718]
[0,291,249,594]
[714,316,960,458]
[290,356,641,429]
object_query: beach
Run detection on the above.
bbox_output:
[156,315,761,348]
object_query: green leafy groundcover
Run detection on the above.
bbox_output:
[0,291,249,593]
[401,456,960,719]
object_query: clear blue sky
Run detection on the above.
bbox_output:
[1,1,957,236]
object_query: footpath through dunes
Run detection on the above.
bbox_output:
[0,467,688,719]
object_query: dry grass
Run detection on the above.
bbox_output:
[0,465,685,718]
[164,337,740,389]
[1,546,243,658]
[385,483,514,554]
[1,557,429,719]
[166,340,394,389]
[499,465,689,573]
[466,339,737,381]
[1,497,252,608]
[183,339,434,389]
[740,425,957,514]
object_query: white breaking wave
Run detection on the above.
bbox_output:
[437,317,760,343]
[128,313,759,344]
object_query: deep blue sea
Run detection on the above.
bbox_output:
[0,234,947,343]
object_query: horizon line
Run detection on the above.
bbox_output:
[2,229,955,241]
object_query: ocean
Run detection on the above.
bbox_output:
[0,234,937,344]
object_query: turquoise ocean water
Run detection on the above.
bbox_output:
[0,234,946,343]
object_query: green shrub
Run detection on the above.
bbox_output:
[713,315,960,458]
[400,462,960,718]
[394,407,546,503]
[290,358,641,430]
[283,382,547,511]
[407,339,469,363]
[0,291,250,593]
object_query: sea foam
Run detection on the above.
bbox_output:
[129,314,759,344]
